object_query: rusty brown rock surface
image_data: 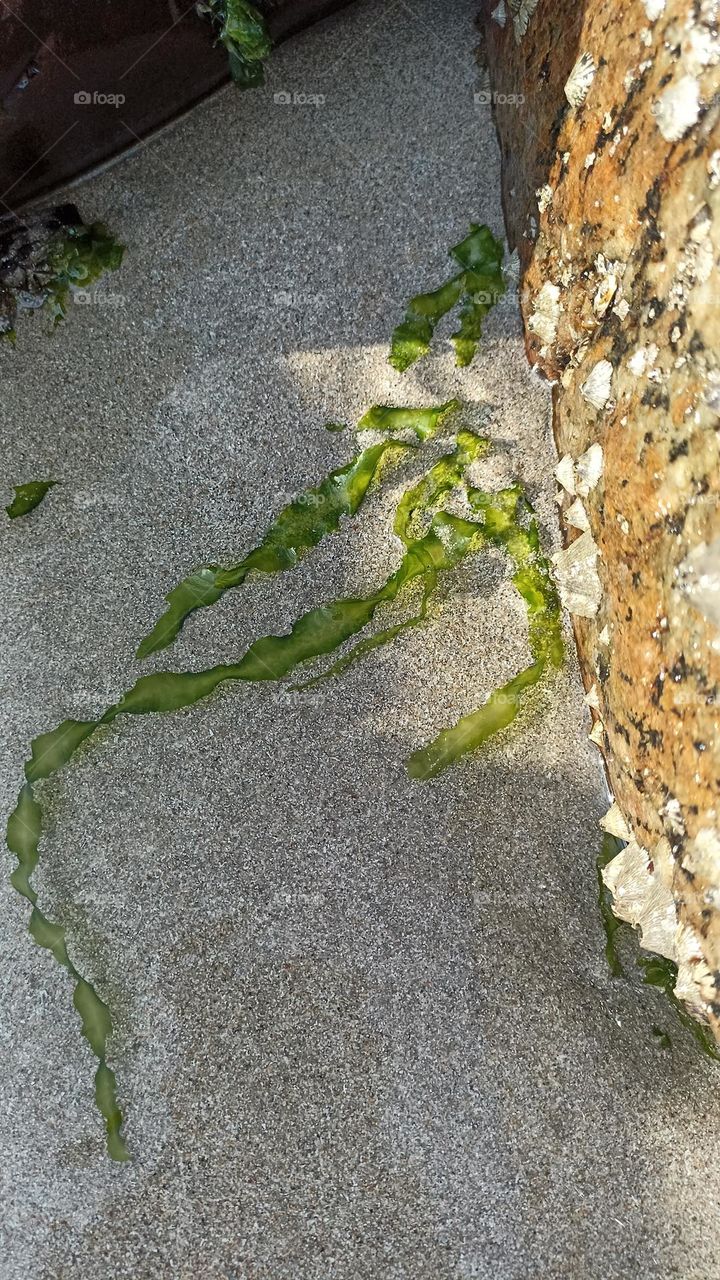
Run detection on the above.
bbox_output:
[479,0,720,1034]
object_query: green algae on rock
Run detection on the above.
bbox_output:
[6,480,57,519]
[389,225,505,371]
[596,833,625,978]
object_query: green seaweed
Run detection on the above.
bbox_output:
[201,0,271,86]
[408,485,563,780]
[0,205,124,341]
[138,401,459,659]
[6,785,129,1160]
[356,398,461,440]
[408,661,544,781]
[596,833,626,977]
[295,430,490,689]
[7,500,491,1162]
[137,438,400,659]
[44,223,124,328]
[7,424,568,1158]
[638,953,720,1062]
[6,480,57,519]
[390,225,505,372]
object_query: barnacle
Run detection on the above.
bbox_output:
[564,52,596,108]
[654,75,701,142]
[580,359,613,410]
[551,529,603,617]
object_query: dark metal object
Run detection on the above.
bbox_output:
[0,1,355,214]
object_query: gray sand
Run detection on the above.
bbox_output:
[1,3,719,1277]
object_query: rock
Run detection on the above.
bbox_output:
[480,0,720,1039]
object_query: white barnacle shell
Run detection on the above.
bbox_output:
[600,801,632,841]
[551,530,603,617]
[554,453,576,494]
[575,442,604,497]
[703,369,720,413]
[510,0,539,42]
[676,536,720,629]
[682,828,720,881]
[653,75,700,142]
[564,52,595,108]
[491,0,507,26]
[503,248,520,285]
[662,795,685,835]
[536,183,553,214]
[565,497,590,531]
[685,26,719,77]
[584,682,601,710]
[627,343,658,376]
[593,272,617,317]
[602,838,678,960]
[580,359,613,410]
[642,0,665,18]
[528,280,561,350]
[604,835,716,1015]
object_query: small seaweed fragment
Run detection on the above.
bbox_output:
[389,225,505,372]
[407,486,563,780]
[357,398,460,440]
[138,401,459,659]
[6,480,57,519]
[0,204,123,339]
[199,0,272,86]
[408,661,543,781]
[43,222,124,328]
[638,953,720,1062]
[6,785,129,1160]
[651,1025,673,1051]
[596,833,626,977]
